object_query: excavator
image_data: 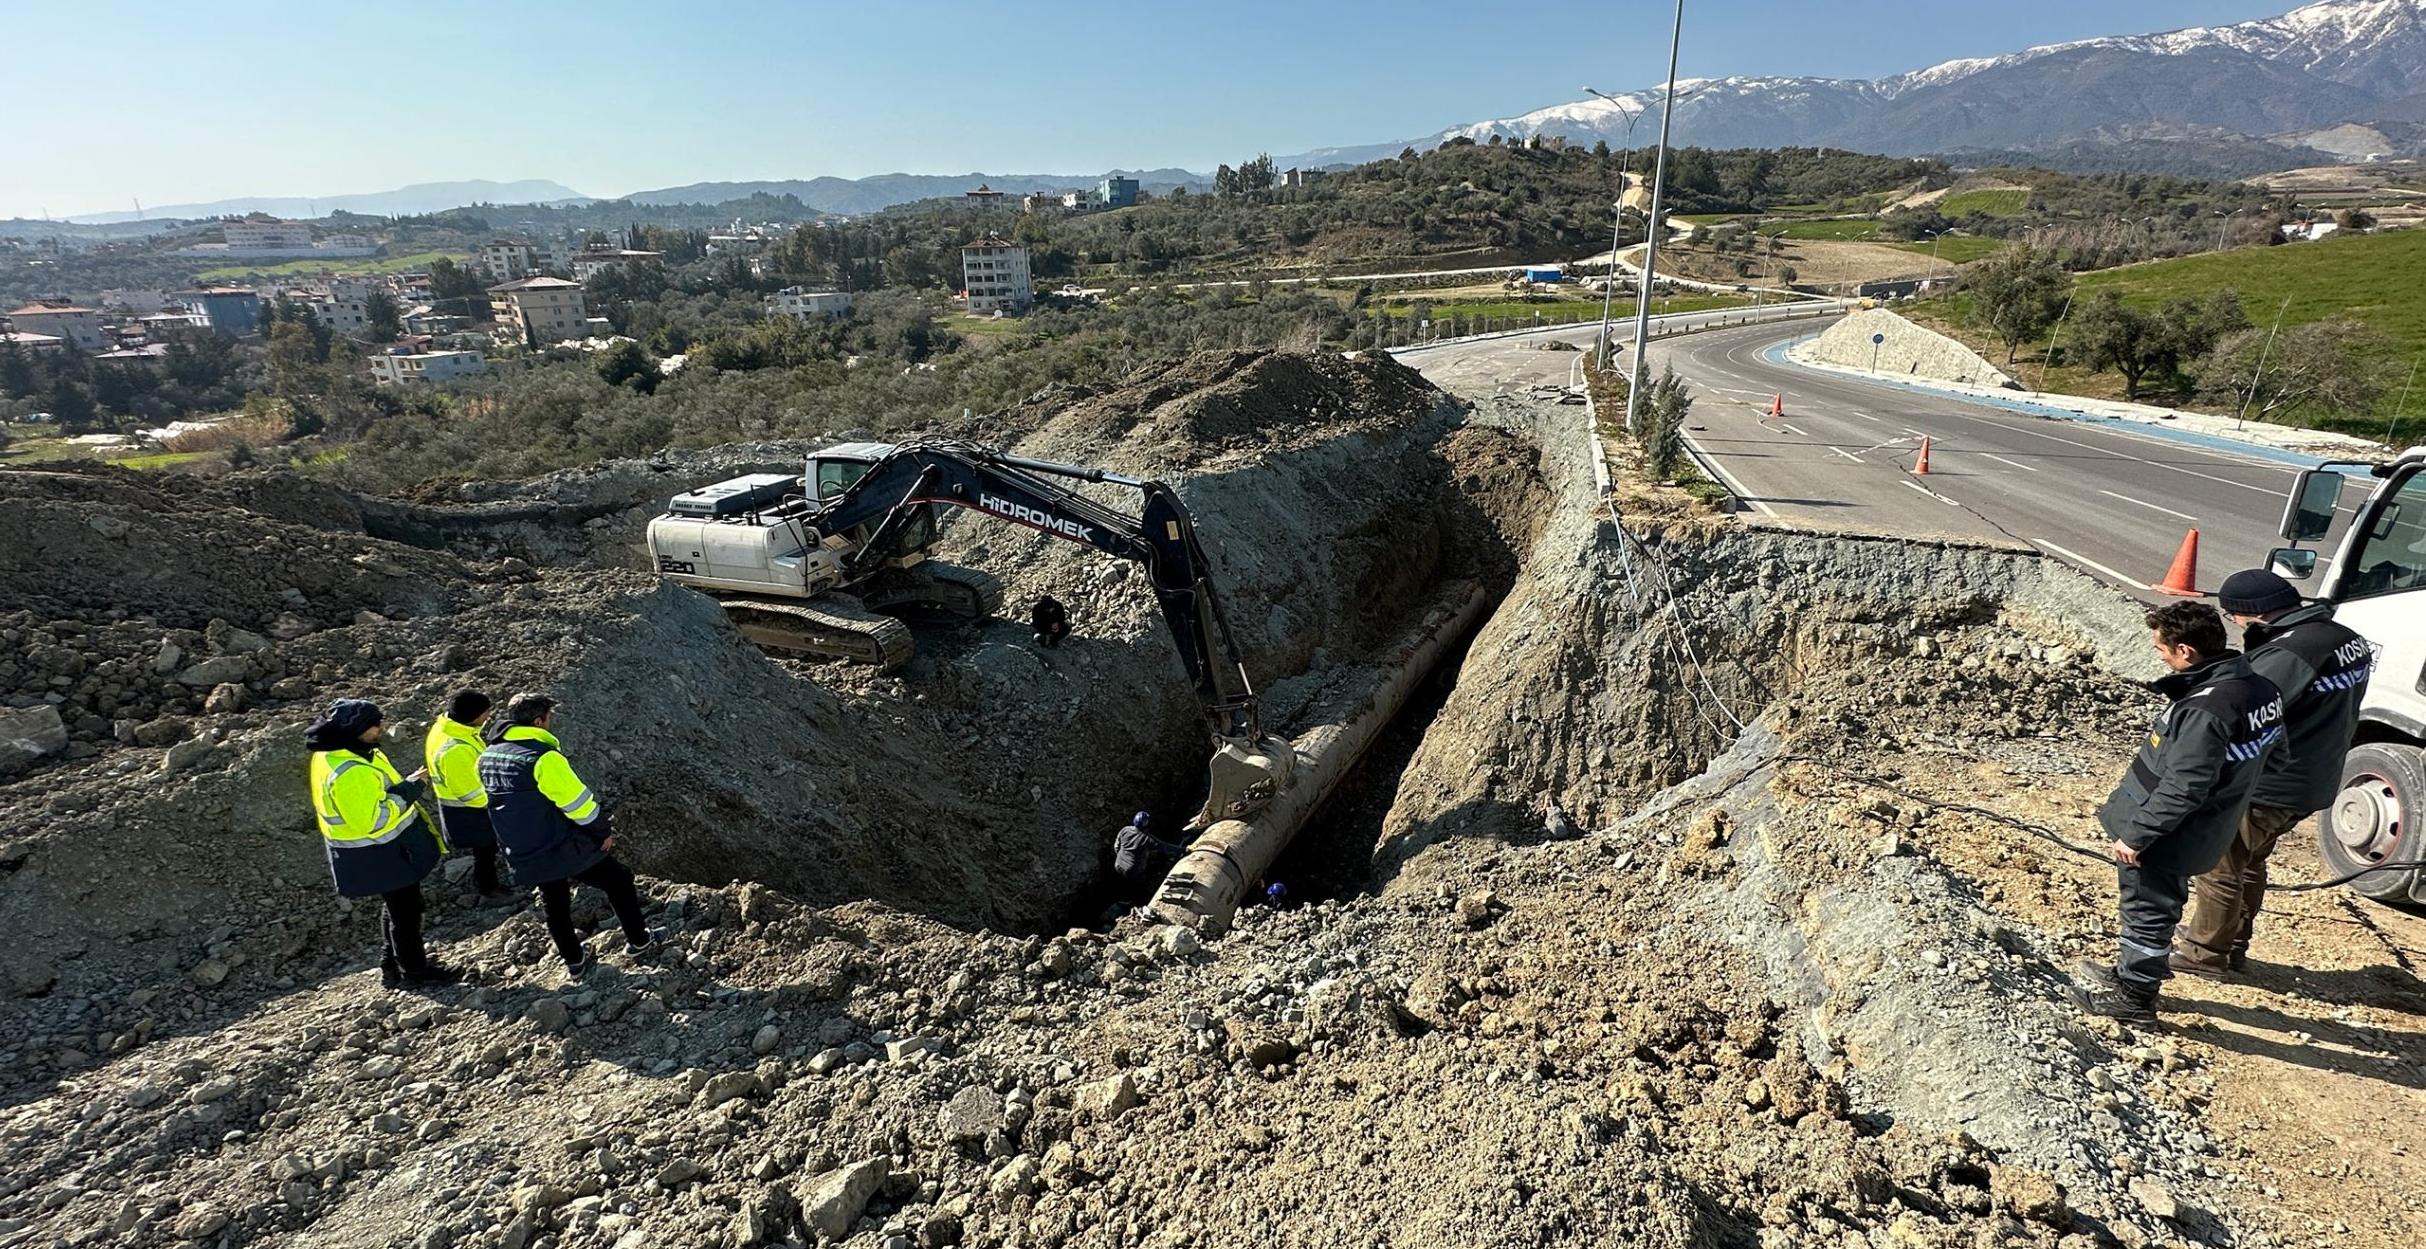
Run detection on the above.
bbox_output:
[646,439,1292,820]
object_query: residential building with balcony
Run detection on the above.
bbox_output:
[368,348,487,385]
[960,237,1032,315]
[488,276,592,347]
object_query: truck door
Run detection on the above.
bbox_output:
[2329,466,2426,712]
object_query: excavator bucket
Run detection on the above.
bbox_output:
[1191,736,1298,829]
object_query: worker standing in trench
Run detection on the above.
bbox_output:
[2077,601,2284,1023]
[2173,570,2374,978]
[305,699,460,989]
[477,694,658,979]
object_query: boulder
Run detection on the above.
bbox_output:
[175,655,251,688]
[798,1157,888,1239]
[939,1085,1005,1146]
[1074,1072,1139,1120]
[0,705,68,772]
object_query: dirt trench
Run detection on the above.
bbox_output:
[0,350,1543,1011]
[0,365,2336,1249]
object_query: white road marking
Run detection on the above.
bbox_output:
[1982,453,2039,473]
[1850,412,1883,423]
[1681,430,1779,517]
[1830,446,1863,463]
[2030,539,2153,593]
[1780,422,1810,437]
[1900,479,1961,508]
[2096,489,2197,522]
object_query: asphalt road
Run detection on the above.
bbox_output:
[1649,320,2357,599]
[1404,315,2350,601]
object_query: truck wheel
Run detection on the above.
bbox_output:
[2320,742,2426,902]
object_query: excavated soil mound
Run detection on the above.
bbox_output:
[0,349,1509,1007]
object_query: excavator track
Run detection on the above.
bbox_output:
[719,595,915,671]
[859,562,1005,620]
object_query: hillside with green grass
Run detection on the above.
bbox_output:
[2076,228,2426,361]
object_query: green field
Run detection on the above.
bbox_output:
[2075,227,2426,362]
[1890,236,2006,265]
[1673,213,1747,226]
[1772,219,1882,241]
[195,250,464,280]
[1938,188,2031,218]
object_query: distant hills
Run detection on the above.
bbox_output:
[64,180,593,225]
[35,170,1214,231]
[619,169,1210,215]
[1282,0,2426,175]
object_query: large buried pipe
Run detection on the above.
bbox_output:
[1151,582,1493,932]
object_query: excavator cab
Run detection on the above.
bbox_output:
[810,443,940,562]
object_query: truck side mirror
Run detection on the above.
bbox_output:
[2267,547,2319,580]
[2280,470,2343,542]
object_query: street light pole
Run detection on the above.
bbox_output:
[1582,86,1643,371]
[1624,0,1687,437]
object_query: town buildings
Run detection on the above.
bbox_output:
[961,237,1032,314]
[1099,176,1140,208]
[174,287,265,336]
[768,288,854,320]
[221,216,314,251]
[488,276,596,347]
[4,303,106,352]
[368,348,487,385]
[568,247,663,282]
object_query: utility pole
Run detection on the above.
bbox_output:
[1624,0,1687,437]
[2235,294,2294,430]
[2390,357,2419,447]
[2037,287,2077,393]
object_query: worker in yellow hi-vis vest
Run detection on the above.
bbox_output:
[423,690,505,895]
[305,699,459,989]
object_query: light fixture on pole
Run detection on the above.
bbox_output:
[1624,0,1688,437]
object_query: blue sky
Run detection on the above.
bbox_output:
[0,0,2295,218]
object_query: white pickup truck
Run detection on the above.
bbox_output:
[2273,446,2426,898]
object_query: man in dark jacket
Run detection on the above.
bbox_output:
[1031,595,1071,650]
[306,699,460,989]
[2078,601,2284,1023]
[477,694,656,979]
[2174,570,2374,977]
[1110,811,1187,900]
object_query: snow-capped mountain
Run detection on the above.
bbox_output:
[1284,0,2426,169]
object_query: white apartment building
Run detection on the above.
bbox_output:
[368,349,487,385]
[488,276,591,347]
[311,281,373,335]
[222,217,314,250]
[769,288,854,320]
[961,237,1032,315]
[478,240,537,282]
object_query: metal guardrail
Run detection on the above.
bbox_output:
[1389,300,1840,357]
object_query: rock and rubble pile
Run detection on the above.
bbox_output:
[0,354,2273,1248]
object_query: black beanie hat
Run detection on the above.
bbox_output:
[2217,569,2301,617]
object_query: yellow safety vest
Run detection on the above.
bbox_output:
[309,747,419,846]
[424,717,490,809]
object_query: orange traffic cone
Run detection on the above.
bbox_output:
[2153,529,2202,597]
[1912,435,1932,475]
[1770,394,1784,419]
